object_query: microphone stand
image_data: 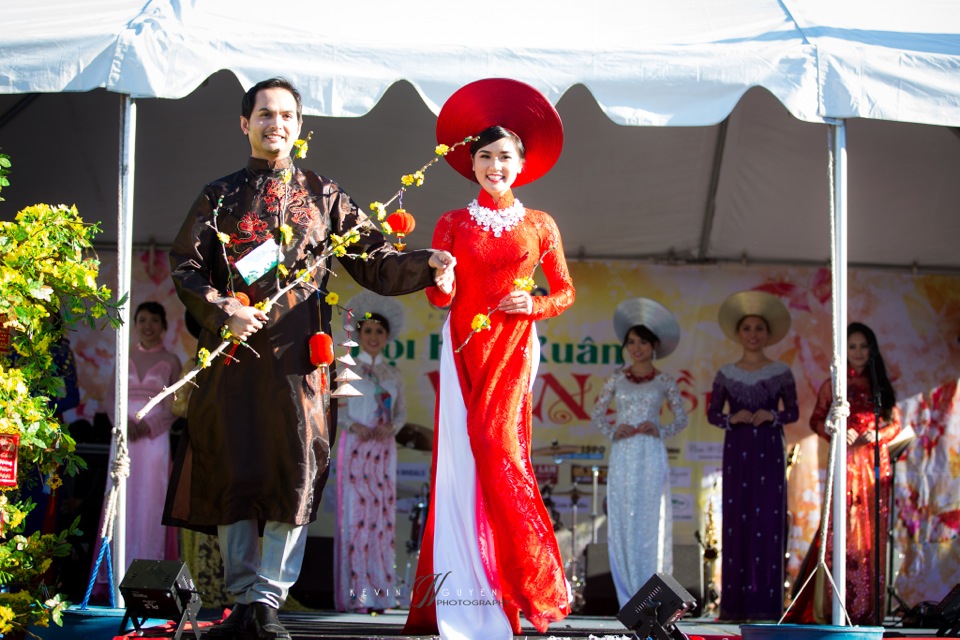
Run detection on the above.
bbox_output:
[868,355,883,626]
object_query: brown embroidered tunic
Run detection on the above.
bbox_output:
[163,157,435,532]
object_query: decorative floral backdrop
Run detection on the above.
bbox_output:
[69,250,960,607]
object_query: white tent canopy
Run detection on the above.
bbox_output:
[2,0,960,270]
[4,0,960,127]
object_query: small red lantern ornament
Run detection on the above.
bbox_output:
[386,209,416,251]
[309,332,335,367]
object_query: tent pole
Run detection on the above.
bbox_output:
[828,118,849,626]
[112,94,136,607]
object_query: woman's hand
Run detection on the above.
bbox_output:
[128,419,150,442]
[612,424,635,440]
[429,251,457,294]
[846,427,859,446]
[350,422,371,441]
[498,290,533,315]
[730,409,754,425]
[634,421,659,437]
[854,430,879,446]
[752,409,775,425]
[372,423,395,441]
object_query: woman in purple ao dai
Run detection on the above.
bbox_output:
[707,291,798,622]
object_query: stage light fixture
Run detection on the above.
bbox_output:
[935,582,960,637]
[617,572,696,640]
[118,559,203,640]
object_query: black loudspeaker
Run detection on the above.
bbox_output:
[936,583,960,637]
[582,543,618,615]
[617,572,696,640]
[289,536,335,610]
[118,559,202,640]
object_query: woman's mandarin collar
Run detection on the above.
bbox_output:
[357,351,384,366]
[477,189,515,210]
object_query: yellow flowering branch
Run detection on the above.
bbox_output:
[139,137,474,418]
[377,136,477,217]
[138,216,384,420]
[293,131,313,159]
[454,244,557,353]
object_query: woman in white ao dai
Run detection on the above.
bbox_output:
[591,299,688,607]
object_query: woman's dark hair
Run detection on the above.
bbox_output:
[622,325,660,351]
[241,77,302,121]
[470,126,526,159]
[358,312,390,335]
[736,314,770,333]
[848,321,896,421]
[135,301,168,331]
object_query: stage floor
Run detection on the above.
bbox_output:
[45,607,951,640]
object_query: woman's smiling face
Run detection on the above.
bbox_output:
[847,331,870,373]
[359,320,389,357]
[472,137,524,201]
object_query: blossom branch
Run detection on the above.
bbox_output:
[454,244,557,353]
[139,136,468,418]
[136,221,373,420]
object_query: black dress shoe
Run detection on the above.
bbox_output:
[204,603,253,638]
[251,602,291,640]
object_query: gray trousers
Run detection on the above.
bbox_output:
[218,520,309,609]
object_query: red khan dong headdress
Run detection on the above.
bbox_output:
[436,78,563,188]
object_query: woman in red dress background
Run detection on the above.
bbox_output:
[403,78,574,639]
[786,321,901,625]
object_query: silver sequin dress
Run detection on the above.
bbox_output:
[592,370,688,607]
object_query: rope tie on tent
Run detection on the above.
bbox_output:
[781,124,854,627]
[79,427,131,609]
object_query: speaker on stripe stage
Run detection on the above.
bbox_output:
[582,543,703,619]
[616,572,696,640]
[118,559,202,640]
[935,583,960,637]
[582,542,618,615]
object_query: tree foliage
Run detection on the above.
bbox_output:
[0,150,124,635]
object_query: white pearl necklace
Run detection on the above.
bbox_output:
[467,198,525,237]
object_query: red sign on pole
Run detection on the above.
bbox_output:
[0,434,20,487]
[0,314,10,356]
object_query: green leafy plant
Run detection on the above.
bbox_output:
[0,152,11,201]
[0,151,124,636]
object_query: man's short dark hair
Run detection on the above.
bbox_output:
[241,77,303,121]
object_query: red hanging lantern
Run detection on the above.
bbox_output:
[309,332,335,367]
[386,209,416,251]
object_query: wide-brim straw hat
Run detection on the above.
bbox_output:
[613,297,680,360]
[435,77,563,188]
[717,290,791,345]
[342,291,405,337]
